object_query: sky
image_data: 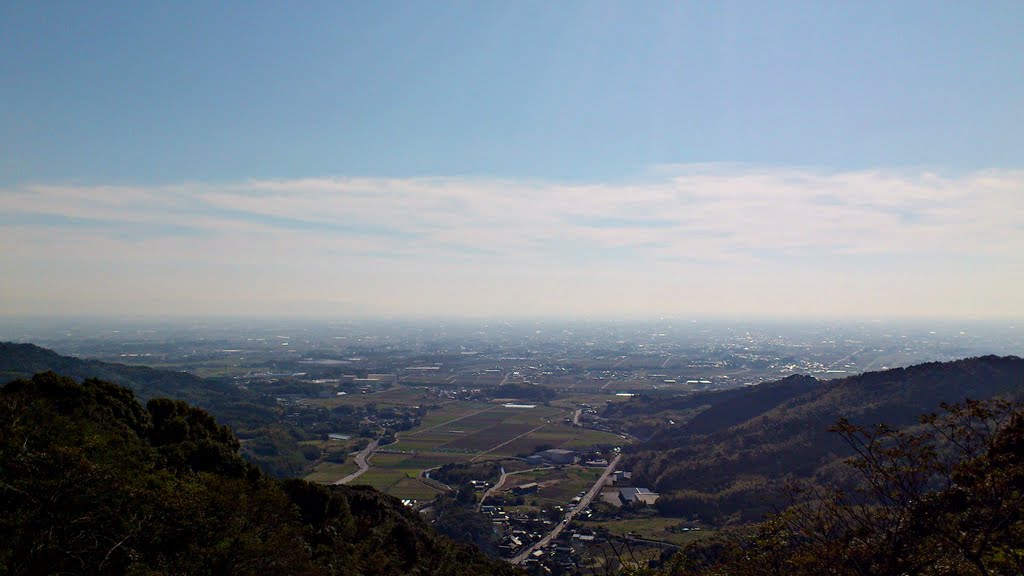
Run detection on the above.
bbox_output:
[1,1,1022,319]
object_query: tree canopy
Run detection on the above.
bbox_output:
[0,372,521,576]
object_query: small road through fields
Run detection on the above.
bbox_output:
[510,453,621,564]
[477,465,553,511]
[334,438,379,485]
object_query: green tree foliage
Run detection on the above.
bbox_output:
[0,343,277,430]
[431,460,504,486]
[622,356,1024,525]
[0,342,315,478]
[632,399,1024,576]
[245,423,312,478]
[0,372,521,575]
[431,493,503,558]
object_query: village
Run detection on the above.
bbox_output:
[472,447,665,573]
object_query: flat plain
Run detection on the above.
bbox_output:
[307,390,628,501]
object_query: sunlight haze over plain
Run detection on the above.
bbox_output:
[2,2,1022,319]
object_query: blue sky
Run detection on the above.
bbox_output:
[2,2,1023,318]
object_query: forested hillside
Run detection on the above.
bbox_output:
[636,397,1024,575]
[603,374,820,438]
[0,342,310,477]
[0,372,520,576]
[620,356,1024,524]
[0,342,275,429]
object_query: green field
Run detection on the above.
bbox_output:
[390,405,625,463]
[444,421,539,451]
[304,461,359,483]
[391,404,571,457]
[311,386,433,408]
[415,402,494,428]
[503,468,560,484]
[490,424,625,457]
[396,451,467,470]
[579,517,713,547]
[314,397,629,500]
[548,393,638,409]
[370,452,415,468]
[536,466,604,503]
[387,435,440,452]
[503,466,605,507]
[353,468,409,491]
[387,477,443,500]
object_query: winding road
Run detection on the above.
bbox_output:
[334,438,379,485]
[477,465,553,511]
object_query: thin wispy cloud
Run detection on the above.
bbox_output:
[2,166,1022,317]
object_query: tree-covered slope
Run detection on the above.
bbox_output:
[0,342,316,478]
[625,356,1024,523]
[0,372,520,576]
[633,399,1024,576]
[599,374,821,440]
[0,342,276,430]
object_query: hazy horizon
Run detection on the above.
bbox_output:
[3,3,1022,320]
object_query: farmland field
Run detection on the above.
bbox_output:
[387,477,443,500]
[490,424,624,457]
[414,402,494,429]
[578,517,714,547]
[309,396,630,500]
[443,421,538,451]
[309,386,433,409]
[304,461,359,483]
[387,435,442,452]
[370,452,414,468]
[353,468,408,491]
[398,451,467,470]
[534,466,604,503]
[501,466,604,507]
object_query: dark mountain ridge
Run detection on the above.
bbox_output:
[0,341,272,427]
[623,355,1024,523]
[600,374,821,440]
[0,342,316,476]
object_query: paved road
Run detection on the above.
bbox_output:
[827,347,867,370]
[419,465,453,492]
[572,408,582,426]
[478,467,510,512]
[334,438,379,485]
[510,453,622,564]
[477,465,553,511]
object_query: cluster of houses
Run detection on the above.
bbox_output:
[482,461,660,572]
[521,528,606,574]
[480,503,604,572]
[470,443,662,572]
[479,505,549,556]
